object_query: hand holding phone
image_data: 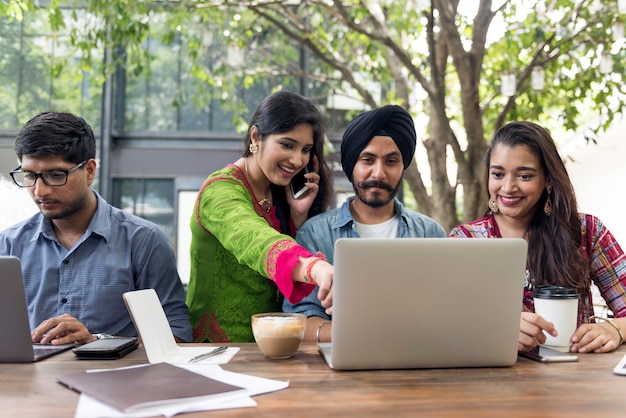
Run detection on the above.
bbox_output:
[290,167,310,199]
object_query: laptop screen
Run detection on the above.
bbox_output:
[0,256,74,362]
[324,238,527,370]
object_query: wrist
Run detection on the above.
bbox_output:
[290,209,307,229]
[589,316,624,346]
[316,320,332,344]
[93,333,114,340]
[292,217,307,232]
[304,252,326,285]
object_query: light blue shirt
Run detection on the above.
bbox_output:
[0,191,192,341]
[282,196,447,319]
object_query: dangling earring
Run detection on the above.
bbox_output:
[544,185,552,216]
[488,197,499,214]
[249,143,258,154]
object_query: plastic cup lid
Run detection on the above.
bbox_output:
[533,285,578,299]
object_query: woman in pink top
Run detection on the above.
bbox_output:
[450,121,626,354]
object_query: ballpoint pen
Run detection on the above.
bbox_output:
[188,346,228,363]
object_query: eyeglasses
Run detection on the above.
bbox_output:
[10,160,88,188]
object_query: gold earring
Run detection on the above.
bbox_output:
[488,197,499,214]
[544,185,552,216]
[249,143,258,153]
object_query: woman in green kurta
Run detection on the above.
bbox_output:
[187,91,335,342]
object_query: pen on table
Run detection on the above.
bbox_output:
[188,346,228,363]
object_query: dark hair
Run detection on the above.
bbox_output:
[243,91,332,217]
[15,111,96,164]
[486,121,588,293]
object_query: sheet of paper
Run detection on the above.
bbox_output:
[75,392,256,418]
[165,346,240,365]
[177,364,290,397]
[73,364,289,418]
[123,289,243,365]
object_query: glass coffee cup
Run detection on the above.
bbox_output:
[251,312,306,359]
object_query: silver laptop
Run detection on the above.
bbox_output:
[0,256,74,362]
[319,238,527,370]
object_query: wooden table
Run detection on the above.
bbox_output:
[2,343,626,417]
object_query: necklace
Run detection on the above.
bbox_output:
[243,158,272,211]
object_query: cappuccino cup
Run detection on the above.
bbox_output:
[251,312,306,359]
[533,285,578,348]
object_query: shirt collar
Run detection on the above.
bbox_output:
[88,191,111,241]
[34,190,110,244]
[335,196,356,228]
[336,196,406,228]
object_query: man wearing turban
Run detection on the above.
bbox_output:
[283,105,446,342]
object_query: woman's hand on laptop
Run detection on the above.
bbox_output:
[313,260,334,311]
[31,313,95,345]
[518,312,557,351]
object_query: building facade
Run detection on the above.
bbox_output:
[0,9,356,280]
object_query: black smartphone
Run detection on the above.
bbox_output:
[518,346,579,363]
[73,337,139,360]
[290,166,310,199]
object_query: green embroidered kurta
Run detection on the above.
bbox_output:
[186,165,315,342]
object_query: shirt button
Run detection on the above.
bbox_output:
[62,259,69,265]
[61,298,68,304]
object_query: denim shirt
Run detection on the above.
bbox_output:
[282,196,447,319]
[0,191,192,341]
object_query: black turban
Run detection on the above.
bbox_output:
[340,105,416,182]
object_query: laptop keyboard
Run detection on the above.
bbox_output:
[33,346,58,357]
[33,344,73,359]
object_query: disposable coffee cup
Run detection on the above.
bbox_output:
[533,285,578,348]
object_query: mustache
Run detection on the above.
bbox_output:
[357,180,394,192]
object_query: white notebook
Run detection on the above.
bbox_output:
[123,289,239,364]
[319,238,527,370]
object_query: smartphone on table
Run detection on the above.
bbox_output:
[518,346,579,363]
[613,353,626,375]
[290,166,311,199]
[72,337,139,360]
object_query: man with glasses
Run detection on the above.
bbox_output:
[1,112,192,345]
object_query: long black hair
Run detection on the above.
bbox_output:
[486,121,589,294]
[243,91,333,220]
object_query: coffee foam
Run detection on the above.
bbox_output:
[253,316,305,339]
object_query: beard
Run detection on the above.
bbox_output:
[353,178,401,208]
[37,190,89,220]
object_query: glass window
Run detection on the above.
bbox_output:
[122,18,239,133]
[121,14,313,134]
[111,178,175,246]
[0,10,102,130]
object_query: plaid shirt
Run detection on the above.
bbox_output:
[449,213,626,326]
